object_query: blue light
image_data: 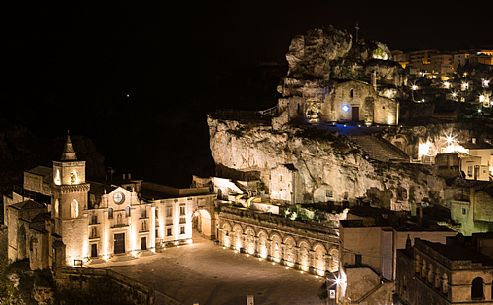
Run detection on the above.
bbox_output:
[342,105,350,112]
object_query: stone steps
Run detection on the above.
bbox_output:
[348,135,409,163]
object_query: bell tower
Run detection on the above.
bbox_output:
[52,132,90,266]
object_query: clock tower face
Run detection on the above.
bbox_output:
[113,192,125,204]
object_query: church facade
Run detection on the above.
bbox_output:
[4,135,216,268]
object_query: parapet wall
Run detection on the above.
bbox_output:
[54,267,155,305]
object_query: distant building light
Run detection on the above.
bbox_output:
[342,105,350,113]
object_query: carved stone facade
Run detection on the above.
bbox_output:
[396,236,493,305]
[5,135,217,269]
[217,207,340,276]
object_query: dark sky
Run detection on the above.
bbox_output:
[5,1,493,111]
[3,1,493,185]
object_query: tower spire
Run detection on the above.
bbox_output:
[61,130,77,161]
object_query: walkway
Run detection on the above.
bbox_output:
[90,234,325,305]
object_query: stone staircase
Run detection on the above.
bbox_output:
[348,135,409,163]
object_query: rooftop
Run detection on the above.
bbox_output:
[417,239,493,267]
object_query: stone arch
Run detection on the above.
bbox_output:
[313,243,327,276]
[298,240,311,271]
[232,224,244,250]
[442,273,449,294]
[192,208,213,239]
[283,235,297,266]
[71,199,79,218]
[328,247,340,272]
[257,230,269,258]
[269,233,283,263]
[221,222,232,248]
[472,277,484,300]
[244,227,256,255]
[54,199,59,217]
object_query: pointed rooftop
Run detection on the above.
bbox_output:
[61,131,77,161]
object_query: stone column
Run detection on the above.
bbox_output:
[308,250,316,274]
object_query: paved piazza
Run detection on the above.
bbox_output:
[91,234,325,305]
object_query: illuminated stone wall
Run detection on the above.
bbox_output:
[208,116,446,208]
[218,208,339,276]
[319,80,398,125]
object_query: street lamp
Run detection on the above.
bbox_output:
[411,83,418,102]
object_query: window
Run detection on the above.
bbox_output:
[108,208,113,219]
[117,214,122,225]
[355,254,362,266]
[155,209,159,219]
[71,199,79,218]
[468,165,473,177]
[326,190,333,198]
[350,89,354,98]
[125,206,131,217]
[180,226,185,234]
[472,277,484,300]
[91,215,98,224]
[155,229,159,239]
[462,208,467,215]
[179,205,186,216]
[280,175,283,182]
[91,227,97,238]
[141,221,147,232]
[167,228,172,236]
[166,207,172,217]
[141,209,147,219]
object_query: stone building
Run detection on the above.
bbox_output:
[5,134,216,268]
[396,235,493,305]
[339,206,456,304]
[322,80,398,125]
[443,179,493,236]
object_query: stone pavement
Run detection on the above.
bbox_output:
[90,234,326,305]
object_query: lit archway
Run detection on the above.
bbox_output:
[270,234,282,263]
[192,209,213,239]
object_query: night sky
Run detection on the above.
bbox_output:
[3,1,493,186]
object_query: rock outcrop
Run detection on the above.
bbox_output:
[208,116,446,210]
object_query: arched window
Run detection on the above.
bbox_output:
[71,199,79,218]
[108,208,113,219]
[350,89,354,98]
[117,214,122,225]
[472,277,484,300]
[54,199,59,217]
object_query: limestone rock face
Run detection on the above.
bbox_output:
[208,116,446,209]
[286,26,353,79]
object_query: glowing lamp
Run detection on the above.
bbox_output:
[342,105,350,112]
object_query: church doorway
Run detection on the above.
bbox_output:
[192,209,213,239]
[351,106,359,121]
[114,233,125,254]
[91,244,98,258]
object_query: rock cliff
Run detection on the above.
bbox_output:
[208,116,446,210]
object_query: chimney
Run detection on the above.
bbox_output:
[123,173,126,180]
[128,173,132,180]
[472,137,477,144]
